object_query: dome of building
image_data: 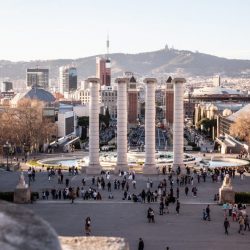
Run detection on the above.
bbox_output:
[223,109,233,117]
[192,86,242,97]
[11,87,56,107]
[23,87,56,103]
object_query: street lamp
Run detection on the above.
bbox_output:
[3,141,10,171]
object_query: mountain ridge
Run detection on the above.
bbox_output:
[1,48,250,80]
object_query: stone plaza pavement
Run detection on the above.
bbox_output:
[1,165,250,250]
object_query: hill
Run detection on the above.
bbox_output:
[1,48,250,80]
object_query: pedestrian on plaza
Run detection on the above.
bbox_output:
[202,209,207,220]
[141,189,146,203]
[238,215,245,234]
[147,207,155,223]
[176,200,180,215]
[150,180,153,188]
[165,198,169,214]
[232,205,237,221]
[197,174,200,183]
[228,203,233,217]
[45,190,49,200]
[192,186,197,197]
[107,181,111,192]
[32,168,36,181]
[65,178,69,187]
[42,191,46,200]
[70,188,75,204]
[176,187,179,199]
[132,179,136,189]
[138,238,144,250]
[81,178,85,186]
[126,182,129,192]
[159,200,164,215]
[206,205,211,221]
[224,217,230,235]
[185,186,189,196]
[85,217,91,236]
[244,215,250,231]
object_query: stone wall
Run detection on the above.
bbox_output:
[60,236,129,250]
[0,201,61,250]
[0,201,129,250]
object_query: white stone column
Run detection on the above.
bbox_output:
[115,77,129,172]
[143,78,157,175]
[172,78,186,170]
[86,77,101,175]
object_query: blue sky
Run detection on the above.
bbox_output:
[0,0,250,61]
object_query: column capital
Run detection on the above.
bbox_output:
[86,77,100,84]
[115,77,130,84]
[143,78,157,84]
[171,78,186,84]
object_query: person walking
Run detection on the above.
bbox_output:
[224,217,230,235]
[244,215,250,231]
[176,200,180,215]
[238,215,244,235]
[85,217,91,236]
[147,207,155,223]
[138,238,144,250]
[206,205,211,221]
[185,186,189,196]
[159,200,164,215]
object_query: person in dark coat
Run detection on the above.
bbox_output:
[138,238,144,250]
[224,217,230,235]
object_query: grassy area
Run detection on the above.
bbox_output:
[27,159,69,171]
[27,159,42,167]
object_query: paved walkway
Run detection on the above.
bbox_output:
[1,166,250,250]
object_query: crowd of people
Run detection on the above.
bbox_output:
[32,159,250,249]
[222,203,250,235]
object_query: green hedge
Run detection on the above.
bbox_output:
[0,192,39,202]
[235,192,250,204]
[0,192,14,202]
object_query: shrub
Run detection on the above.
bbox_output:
[0,192,14,202]
[235,192,250,204]
[0,192,39,202]
[31,192,39,201]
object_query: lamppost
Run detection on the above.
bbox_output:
[3,141,10,171]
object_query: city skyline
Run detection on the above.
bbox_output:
[0,0,250,61]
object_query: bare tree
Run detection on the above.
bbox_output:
[0,99,57,153]
[230,113,250,144]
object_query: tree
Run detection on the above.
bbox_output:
[105,108,110,126]
[78,116,89,127]
[78,116,89,140]
[230,113,250,143]
[0,99,57,153]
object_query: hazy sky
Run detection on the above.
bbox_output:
[1,0,250,61]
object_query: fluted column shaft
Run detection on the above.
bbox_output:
[173,78,186,169]
[86,77,101,174]
[143,78,157,174]
[116,78,128,171]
